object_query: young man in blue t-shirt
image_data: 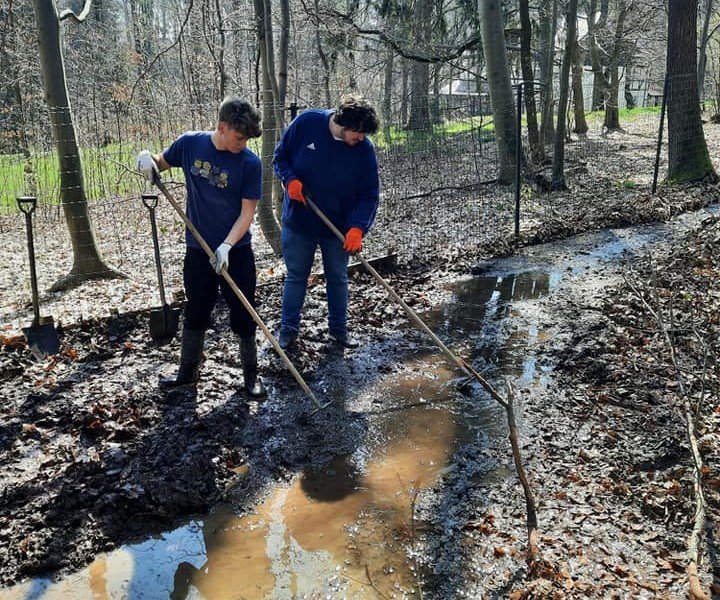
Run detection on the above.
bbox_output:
[136,97,266,398]
[273,94,380,350]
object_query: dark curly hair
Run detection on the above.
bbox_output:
[332,94,379,135]
[218,96,262,138]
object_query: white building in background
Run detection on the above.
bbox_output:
[580,66,663,110]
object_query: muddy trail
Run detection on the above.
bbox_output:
[1,201,719,598]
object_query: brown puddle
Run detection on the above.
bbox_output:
[0,361,475,599]
[1,268,553,599]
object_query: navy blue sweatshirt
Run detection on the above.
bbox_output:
[273,109,380,238]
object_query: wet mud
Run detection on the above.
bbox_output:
[1,202,719,598]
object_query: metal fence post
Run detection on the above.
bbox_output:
[515,83,523,238]
[289,102,299,120]
[652,75,669,194]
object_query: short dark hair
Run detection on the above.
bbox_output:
[218,97,262,138]
[332,94,379,135]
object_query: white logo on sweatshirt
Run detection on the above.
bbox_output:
[306,142,316,150]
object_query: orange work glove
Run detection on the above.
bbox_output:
[287,179,306,204]
[343,227,363,254]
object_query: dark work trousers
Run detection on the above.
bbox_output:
[183,245,257,338]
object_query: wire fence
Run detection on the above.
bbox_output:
[0,79,709,330]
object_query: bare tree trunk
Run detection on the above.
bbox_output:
[401,57,409,125]
[666,0,716,182]
[314,0,331,107]
[257,0,281,128]
[407,61,430,130]
[697,0,713,104]
[214,0,228,98]
[603,2,629,132]
[538,0,557,146]
[406,0,433,130]
[278,0,289,107]
[253,0,281,255]
[551,0,578,190]
[383,42,394,144]
[519,0,543,164]
[430,64,441,125]
[478,0,517,184]
[572,37,588,136]
[32,0,121,291]
[603,65,621,131]
[588,0,610,111]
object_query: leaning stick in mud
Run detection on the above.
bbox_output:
[305,198,505,406]
[154,179,331,413]
[306,196,542,567]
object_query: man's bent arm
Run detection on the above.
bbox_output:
[223,199,258,246]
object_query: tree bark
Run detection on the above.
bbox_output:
[572,37,588,135]
[666,0,716,182]
[519,0,543,164]
[314,0,332,107]
[587,0,610,111]
[383,42,394,144]
[430,64,441,125]
[401,57,409,126]
[407,61,431,130]
[538,0,557,146]
[551,0,578,190]
[603,2,630,132]
[253,0,282,255]
[406,0,433,130]
[214,0,228,98]
[278,0,289,107]
[32,0,121,291]
[697,0,713,104]
[478,0,517,184]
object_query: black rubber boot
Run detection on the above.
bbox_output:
[240,336,266,399]
[159,328,205,389]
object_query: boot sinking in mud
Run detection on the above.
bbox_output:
[159,328,205,389]
[240,335,266,399]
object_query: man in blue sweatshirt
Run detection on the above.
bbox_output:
[136,97,266,398]
[273,94,380,350]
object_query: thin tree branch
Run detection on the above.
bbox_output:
[305,0,480,63]
[129,0,195,104]
[58,0,92,22]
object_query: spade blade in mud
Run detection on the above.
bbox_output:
[23,315,61,359]
[149,304,181,342]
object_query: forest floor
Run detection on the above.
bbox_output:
[0,122,719,598]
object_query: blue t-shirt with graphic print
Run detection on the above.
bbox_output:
[162,131,262,250]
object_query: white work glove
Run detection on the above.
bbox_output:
[213,242,232,274]
[136,150,158,182]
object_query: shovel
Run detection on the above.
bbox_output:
[17,196,61,359]
[142,193,181,341]
[151,177,332,413]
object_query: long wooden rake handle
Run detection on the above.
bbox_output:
[305,196,507,408]
[155,179,330,411]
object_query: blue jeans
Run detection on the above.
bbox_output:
[281,226,349,336]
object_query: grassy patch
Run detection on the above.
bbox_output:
[615,179,638,189]
[584,105,662,123]
[374,116,495,151]
[0,135,270,211]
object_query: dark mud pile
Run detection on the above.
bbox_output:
[0,258,431,587]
